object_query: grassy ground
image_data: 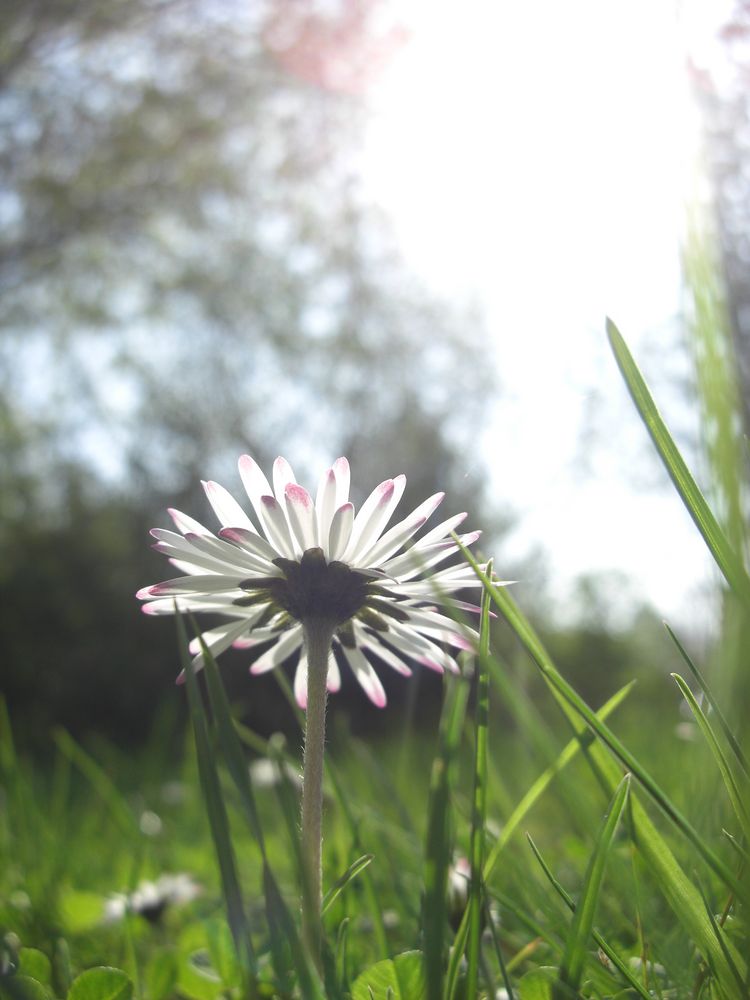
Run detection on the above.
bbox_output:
[1,323,748,998]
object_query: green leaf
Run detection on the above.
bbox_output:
[322,854,374,915]
[351,952,425,1000]
[0,976,50,1000]
[204,919,241,990]
[672,673,750,841]
[17,953,51,988]
[57,889,106,934]
[176,925,221,1000]
[67,968,133,1000]
[607,317,750,607]
[143,952,177,1000]
[556,775,630,996]
[517,967,556,1000]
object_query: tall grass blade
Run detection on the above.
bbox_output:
[459,553,747,986]
[422,677,468,1000]
[695,877,748,999]
[672,673,750,842]
[322,854,374,915]
[175,611,256,982]
[465,572,492,1000]
[526,835,652,1000]
[456,546,747,905]
[483,896,515,1000]
[445,682,633,1000]
[606,317,750,607]
[52,729,137,839]
[665,623,749,780]
[262,861,325,1000]
[194,623,267,853]
[556,773,630,998]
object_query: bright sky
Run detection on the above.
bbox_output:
[361,0,733,627]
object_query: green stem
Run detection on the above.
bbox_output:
[300,619,334,969]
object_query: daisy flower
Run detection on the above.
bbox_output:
[137,455,488,708]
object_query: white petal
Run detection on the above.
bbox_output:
[332,456,350,507]
[384,532,481,581]
[250,625,304,674]
[285,483,317,551]
[326,655,341,693]
[361,492,444,566]
[141,595,243,616]
[328,502,354,560]
[202,480,256,531]
[258,495,295,558]
[184,531,274,575]
[218,527,281,565]
[315,467,338,553]
[354,628,412,677]
[238,455,274,525]
[383,622,461,674]
[138,575,243,597]
[294,654,309,708]
[344,476,405,562]
[273,456,297,506]
[402,607,479,646]
[168,508,213,537]
[414,511,467,548]
[338,645,387,707]
[188,619,251,659]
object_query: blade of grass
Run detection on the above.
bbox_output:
[556,774,631,998]
[423,676,468,1000]
[526,833,652,1000]
[194,623,267,855]
[695,877,748,999]
[665,623,749,780]
[445,681,633,1000]
[460,556,746,987]
[672,673,750,842]
[322,854,374,915]
[483,895,515,1000]
[465,571,492,1000]
[175,611,256,982]
[607,318,750,608]
[262,860,325,1000]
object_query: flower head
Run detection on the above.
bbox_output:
[137,455,490,707]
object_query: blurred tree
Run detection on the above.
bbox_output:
[0,0,504,745]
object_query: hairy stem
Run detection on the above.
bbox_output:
[300,619,334,969]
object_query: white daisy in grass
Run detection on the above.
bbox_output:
[137,455,489,708]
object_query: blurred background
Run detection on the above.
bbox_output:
[2,0,749,751]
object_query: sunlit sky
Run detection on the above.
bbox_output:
[358,0,734,627]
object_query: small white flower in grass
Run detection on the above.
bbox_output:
[138,455,498,707]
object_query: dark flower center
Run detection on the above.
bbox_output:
[235,546,410,632]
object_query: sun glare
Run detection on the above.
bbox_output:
[361,0,721,621]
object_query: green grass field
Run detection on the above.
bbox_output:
[2,323,748,999]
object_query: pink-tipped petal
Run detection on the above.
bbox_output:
[340,645,387,708]
[360,515,426,568]
[285,483,317,551]
[218,526,279,564]
[238,455,274,525]
[414,510,466,548]
[258,495,295,558]
[344,476,406,562]
[294,655,308,708]
[273,456,296,506]
[249,625,303,674]
[168,508,213,537]
[326,655,341,693]
[332,456,350,507]
[328,502,354,561]
[202,480,256,531]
